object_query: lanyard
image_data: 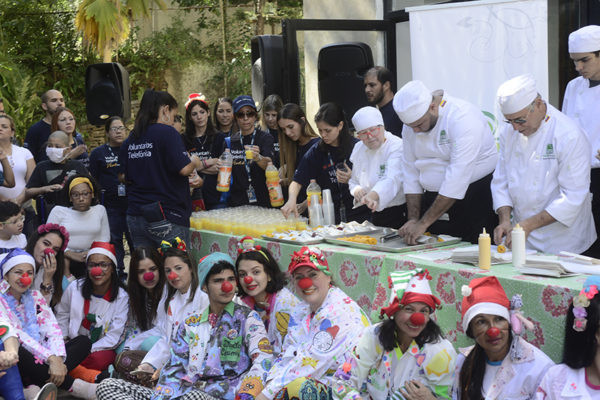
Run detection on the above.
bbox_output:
[241,129,257,184]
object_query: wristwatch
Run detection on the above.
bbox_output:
[40,283,54,294]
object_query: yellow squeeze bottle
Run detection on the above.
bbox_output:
[478,228,491,270]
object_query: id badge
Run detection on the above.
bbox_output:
[247,185,257,203]
[339,204,347,222]
[117,183,126,197]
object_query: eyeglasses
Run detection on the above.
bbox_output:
[70,191,92,199]
[109,126,126,132]
[2,216,24,225]
[356,126,380,139]
[87,262,112,270]
[236,111,257,119]
[504,103,535,125]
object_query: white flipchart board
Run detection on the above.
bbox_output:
[407,0,548,127]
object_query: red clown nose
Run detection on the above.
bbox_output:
[43,248,56,257]
[487,327,500,338]
[298,277,313,290]
[19,273,31,286]
[167,272,178,281]
[90,267,103,277]
[409,312,426,326]
[243,276,253,284]
[221,281,233,293]
[143,272,155,282]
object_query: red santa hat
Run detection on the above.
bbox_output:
[380,268,441,318]
[86,241,117,267]
[461,276,510,332]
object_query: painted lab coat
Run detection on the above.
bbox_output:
[349,131,405,212]
[0,283,66,363]
[562,77,600,169]
[452,336,554,400]
[121,285,168,351]
[491,104,596,254]
[240,287,300,356]
[55,279,129,352]
[332,322,456,400]
[536,364,598,399]
[401,91,498,199]
[261,286,371,399]
[142,286,208,370]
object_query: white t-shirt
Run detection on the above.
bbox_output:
[47,205,110,252]
[0,234,26,253]
[0,145,33,200]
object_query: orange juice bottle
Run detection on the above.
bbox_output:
[216,149,233,192]
[306,179,321,207]
[266,162,284,207]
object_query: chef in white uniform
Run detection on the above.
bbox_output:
[563,25,600,257]
[349,106,406,228]
[393,80,498,244]
[492,74,596,254]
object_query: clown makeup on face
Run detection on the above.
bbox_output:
[137,257,160,290]
[31,232,63,267]
[87,253,113,289]
[5,263,34,299]
[292,266,331,312]
[237,259,270,304]
[164,256,192,294]
[203,268,237,307]
[394,302,431,342]
[469,313,511,362]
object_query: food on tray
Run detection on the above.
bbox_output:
[266,221,377,242]
[497,244,507,253]
[339,235,378,245]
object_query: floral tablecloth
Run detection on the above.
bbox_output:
[190,229,584,362]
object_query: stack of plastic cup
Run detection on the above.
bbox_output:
[322,189,335,226]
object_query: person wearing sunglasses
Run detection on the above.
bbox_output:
[55,241,128,399]
[393,80,498,245]
[89,116,132,281]
[492,74,595,254]
[348,106,406,228]
[220,95,274,208]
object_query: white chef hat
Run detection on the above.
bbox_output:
[497,74,538,115]
[569,25,600,53]
[393,80,432,124]
[352,106,384,132]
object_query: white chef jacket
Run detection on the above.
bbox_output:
[401,91,498,199]
[491,104,596,254]
[349,131,405,212]
[562,77,600,168]
[536,364,599,399]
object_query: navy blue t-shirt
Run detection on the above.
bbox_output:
[23,119,51,163]
[379,100,403,138]
[295,137,320,204]
[120,124,192,227]
[293,138,368,223]
[89,144,126,210]
[228,129,274,208]
[185,132,226,208]
[268,128,280,169]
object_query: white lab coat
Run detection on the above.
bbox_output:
[349,131,405,212]
[141,286,208,369]
[55,279,129,352]
[401,91,498,199]
[491,104,596,254]
[452,336,554,399]
[562,77,600,169]
[536,364,597,399]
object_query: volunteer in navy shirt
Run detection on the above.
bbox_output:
[281,102,370,223]
[182,93,226,210]
[225,95,274,208]
[89,116,131,280]
[119,89,200,248]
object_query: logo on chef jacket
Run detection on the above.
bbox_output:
[438,130,450,145]
[542,143,556,160]
[378,163,386,179]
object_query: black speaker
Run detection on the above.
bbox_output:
[318,42,374,127]
[251,35,284,105]
[85,63,131,126]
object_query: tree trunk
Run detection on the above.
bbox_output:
[219,0,228,96]
[102,42,112,63]
[255,0,266,36]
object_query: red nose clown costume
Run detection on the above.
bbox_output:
[380,268,441,320]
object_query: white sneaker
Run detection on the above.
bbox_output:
[23,385,40,400]
[34,383,57,400]
[70,378,98,400]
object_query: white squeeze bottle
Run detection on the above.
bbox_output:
[216,149,233,192]
[511,224,526,267]
[306,179,321,207]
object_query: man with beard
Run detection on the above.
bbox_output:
[24,89,65,162]
[364,66,403,137]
